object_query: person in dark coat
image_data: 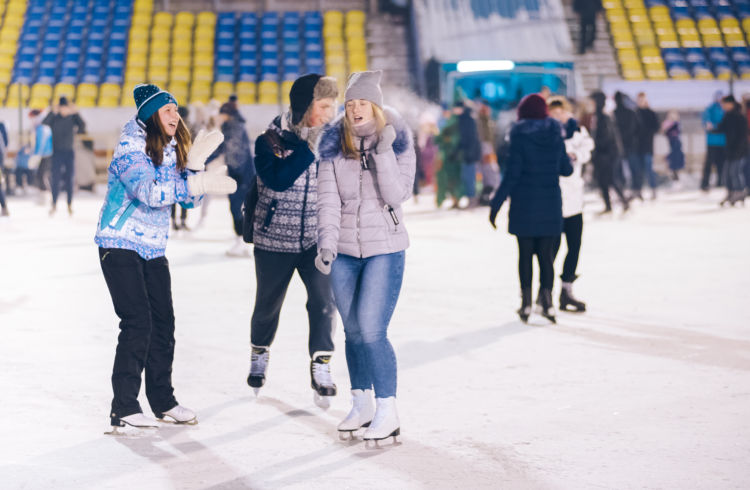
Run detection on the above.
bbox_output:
[208,102,256,256]
[661,110,685,181]
[574,0,603,54]
[718,95,748,205]
[614,91,642,199]
[247,74,339,405]
[489,94,573,324]
[43,96,86,215]
[589,91,630,213]
[636,92,660,199]
[455,101,482,207]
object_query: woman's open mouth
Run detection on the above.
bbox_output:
[353,115,363,123]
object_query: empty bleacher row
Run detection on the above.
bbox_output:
[607,0,750,80]
[0,0,368,108]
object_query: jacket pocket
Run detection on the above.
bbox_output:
[262,199,278,232]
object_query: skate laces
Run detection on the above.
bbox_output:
[250,348,269,375]
[312,358,334,387]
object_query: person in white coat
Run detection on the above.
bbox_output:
[548,97,592,312]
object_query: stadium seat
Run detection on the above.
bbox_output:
[213,81,235,101]
[236,81,256,104]
[258,80,279,104]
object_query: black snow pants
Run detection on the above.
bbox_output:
[99,247,179,424]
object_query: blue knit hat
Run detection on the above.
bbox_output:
[133,84,177,125]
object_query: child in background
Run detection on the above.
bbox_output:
[662,111,684,182]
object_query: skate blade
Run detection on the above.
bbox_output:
[313,393,332,410]
[104,425,158,437]
[158,416,198,425]
[364,436,401,450]
[253,388,260,397]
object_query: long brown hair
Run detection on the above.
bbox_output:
[144,112,192,169]
[341,102,386,158]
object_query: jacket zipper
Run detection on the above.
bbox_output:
[357,163,364,259]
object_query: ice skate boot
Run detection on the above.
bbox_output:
[535,288,557,323]
[311,353,337,409]
[363,397,400,448]
[106,412,158,435]
[517,288,532,323]
[559,282,586,313]
[247,346,269,395]
[337,389,375,441]
[156,405,197,425]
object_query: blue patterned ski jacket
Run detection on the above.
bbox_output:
[94,118,202,259]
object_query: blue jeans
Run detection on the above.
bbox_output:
[330,251,405,398]
[461,162,478,198]
[51,150,75,206]
[626,152,643,191]
[641,153,658,189]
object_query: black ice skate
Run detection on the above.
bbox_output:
[311,354,337,409]
[105,412,158,436]
[518,288,532,323]
[535,288,557,324]
[560,283,586,313]
[247,346,269,395]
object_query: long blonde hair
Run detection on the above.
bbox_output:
[341,102,387,158]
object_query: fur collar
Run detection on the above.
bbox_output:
[317,106,411,160]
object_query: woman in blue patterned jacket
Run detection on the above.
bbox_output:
[95,84,236,433]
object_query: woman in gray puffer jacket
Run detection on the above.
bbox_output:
[315,70,416,446]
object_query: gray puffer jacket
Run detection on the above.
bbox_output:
[317,107,416,259]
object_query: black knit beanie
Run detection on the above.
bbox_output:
[290,74,322,125]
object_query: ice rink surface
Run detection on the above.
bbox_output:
[1,187,748,489]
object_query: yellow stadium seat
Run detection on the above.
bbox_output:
[151,30,171,43]
[53,83,75,101]
[0,68,12,84]
[743,18,750,33]
[213,81,235,101]
[323,24,342,39]
[648,5,670,21]
[606,9,627,23]
[170,67,191,83]
[0,55,13,71]
[725,33,746,47]
[31,83,52,98]
[623,0,645,8]
[193,54,213,68]
[325,37,345,51]
[176,12,195,26]
[196,11,217,26]
[324,10,344,25]
[99,96,120,108]
[702,33,723,47]
[0,39,16,57]
[349,61,368,72]
[190,82,211,103]
[628,9,649,23]
[171,55,191,69]
[148,69,168,85]
[154,12,173,27]
[6,82,29,104]
[347,37,366,51]
[694,67,714,80]
[193,67,213,82]
[258,81,279,105]
[193,42,213,55]
[168,83,188,104]
[344,24,365,40]
[100,83,121,99]
[195,25,215,39]
[236,81,256,104]
[76,84,98,107]
[346,10,366,25]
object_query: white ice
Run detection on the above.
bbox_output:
[1,187,748,489]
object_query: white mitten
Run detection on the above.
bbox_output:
[187,170,237,196]
[314,249,335,275]
[186,129,224,171]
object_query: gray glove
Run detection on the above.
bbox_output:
[376,125,397,154]
[314,249,335,275]
[186,165,237,196]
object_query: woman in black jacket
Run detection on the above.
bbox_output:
[247,74,340,408]
[590,91,630,214]
[490,94,573,324]
[718,95,748,206]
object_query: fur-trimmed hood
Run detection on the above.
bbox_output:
[317,106,412,161]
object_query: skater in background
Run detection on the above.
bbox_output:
[661,110,684,182]
[207,101,256,257]
[316,70,416,445]
[170,106,191,232]
[477,100,500,205]
[247,74,339,407]
[435,105,463,208]
[636,92,660,199]
[0,119,10,199]
[573,0,602,54]
[589,91,630,214]
[15,143,34,194]
[29,109,54,194]
[43,96,86,216]
[456,101,482,207]
[416,112,438,188]
[489,94,573,324]
[95,84,234,431]
[548,96,591,313]
[718,95,748,206]
[701,91,726,191]
[613,91,642,199]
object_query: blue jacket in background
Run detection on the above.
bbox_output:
[94,118,203,259]
[702,102,726,147]
[490,118,573,237]
[34,124,53,157]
